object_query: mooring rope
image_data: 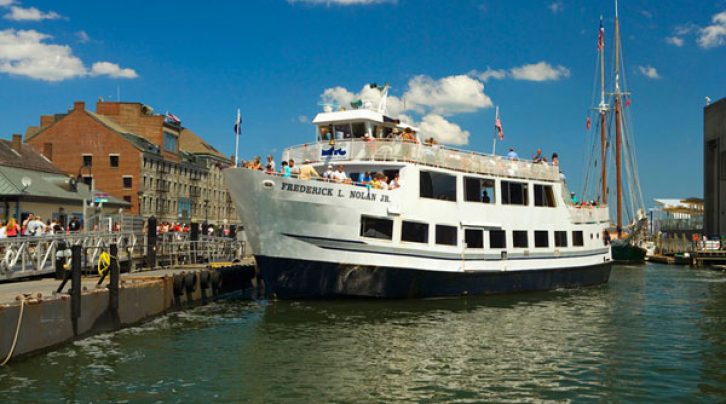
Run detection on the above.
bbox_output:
[0,297,25,366]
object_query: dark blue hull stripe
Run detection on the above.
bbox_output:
[255,255,613,299]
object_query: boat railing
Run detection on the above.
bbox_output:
[282,139,561,182]
[568,205,610,224]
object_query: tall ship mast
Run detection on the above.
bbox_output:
[224,83,613,298]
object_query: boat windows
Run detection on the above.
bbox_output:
[360,216,393,240]
[420,171,457,202]
[534,231,549,248]
[402,221,428,244]
[489,230,506,249]
[555,231,568,247]
[352,122,367,138]
[513,231,528,248]
[435,225,458,246]
[334,124,352,140]
[465,229,484,249]
[464,177,495,204]
[317,125,333,141]
[501,181,528,205]
[533,184,556,207]
[572,231,584,246]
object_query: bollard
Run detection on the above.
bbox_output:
[109,243,120,326]
[190,223,199,263]
[146,216,157,269]
[70,245,82,336]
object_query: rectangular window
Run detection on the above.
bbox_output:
[533,184,556,207]
[464,177,495,204]
[555,231,568,247]
[435,225,458,246]
[82,154,92,167]
[163,132,178,152]
[352,122,367,138]
[109,154,119,168]
[122,176,133,189]
[82,175,92,186]
[501,181,528,205]
[465,229,484,249]
[534,231,549,248]
[572,231,584,247]
[489,230,506,249]
[420,171,457,201]
[402,221,428,243]
[360,216,393,240]
[123,196,132,203]
[513,230,528,248]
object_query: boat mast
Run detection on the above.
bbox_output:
[614,0,623,233]
[598,15,607,205]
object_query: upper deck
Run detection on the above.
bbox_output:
[282,139,562,182]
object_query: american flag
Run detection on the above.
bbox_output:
[495,109,504,141]
[598,17,604,51]
[166,112,181,123]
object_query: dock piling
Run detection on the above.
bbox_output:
[70,245,82,336]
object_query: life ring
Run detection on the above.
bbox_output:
[97,251,111,276]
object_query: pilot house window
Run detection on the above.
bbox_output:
[464,177,495,204]
[534,184,556,207]
[501,181,528,205]
[420,171,457,201]
[360,216,393,240]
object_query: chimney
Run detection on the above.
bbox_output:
[73,101,85,111]
[11,134,22,153]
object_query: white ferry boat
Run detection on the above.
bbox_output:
[224,99,613,298]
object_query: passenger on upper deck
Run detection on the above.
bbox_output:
[281,161,291,178]
[289,159,300,176]
[551,153,559,167]
[532,148,543,163]
[267,155,276,172]
[333,165,348,183]
[507,148,519,161]
[402,127,418,143]
[323,164,334,180]
[299,160,321,180]
[251,156,262,170]
[389,174,401,189]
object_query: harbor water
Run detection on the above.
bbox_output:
[1,263,724,402]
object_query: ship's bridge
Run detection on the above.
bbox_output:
[312,109,420,142]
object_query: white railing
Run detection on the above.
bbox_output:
[568,206,610,224]
[282,139,561,182]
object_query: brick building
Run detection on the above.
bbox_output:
[24,101,236,225]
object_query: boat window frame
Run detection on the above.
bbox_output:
[533,184,557,207]
[463,176,496,204]
[501,180,529,206]
[359,215,394,240]
[534,230,549,248]
[401,220,429,244]
[419,170,457,202]
[554,231,568,247]
[435,224,458,246]
[489,229,506,249]
[464,229,484,249]
[572,230,584,247]
[512,230,528,248]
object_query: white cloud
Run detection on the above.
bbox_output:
[287,0,395,5]
[640,10,653,19]
[90,61,138,78]
[0,29,138,81]
[418,113,470,145]
[674,23,697,36]
[76,30,90,44]
[4,5,61,21]
[403,74,492,115]
[698,10,726,49]
[475,67,507,82]
[548,1,563,13]
[665,36,684,47]
[296,115,309,123]
[0,0,15,7]
[638,65,660,79]
[321,84,406,116]
[509,61,570,81]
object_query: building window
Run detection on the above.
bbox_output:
[573,231,584,247]
[123,176,133,189]
[464,177,495,204]
[109,155,119,167]
[533,184,556,207]
[163,131,178,153]
[360,216,393,240]
[489,230,506,249]
[465,229,484,249]
[534,231,549,248]
[501,181,528,205]
[513,230,528,248]
[123,196,132,203]
[554,231,568,247]
[420,171,457,202]
[401,221,428,243]
[82,154,92,167]
[435,225,458,246]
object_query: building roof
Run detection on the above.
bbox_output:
[0,139,64,174]
[179,128,228,160]
[0,165,129,206]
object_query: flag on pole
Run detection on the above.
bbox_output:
[234,109,242,135]
[598,16,604,51]
[165,112,181,123]
[495,108,504,141]
[586,116,592,130]
[625,98,632,107]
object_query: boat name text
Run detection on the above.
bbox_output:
[280,182,390,202]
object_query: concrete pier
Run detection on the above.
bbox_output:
[0,259,255,365]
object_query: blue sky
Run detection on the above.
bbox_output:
[0,0,725,208]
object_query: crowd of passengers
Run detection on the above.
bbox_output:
[241,155,400,190]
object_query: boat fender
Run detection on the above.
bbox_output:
[210,271,222,292]
[172,273,184,296]
[184,272,197,293]
[199,270,211,289]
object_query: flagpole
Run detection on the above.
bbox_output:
[491,106,498,155]
[234,108,241,167]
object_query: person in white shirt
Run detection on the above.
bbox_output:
[323,164,334,181]
[266,155,276,172]
[333,165,347,183]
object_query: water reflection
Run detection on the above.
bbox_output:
[0,264,723,402]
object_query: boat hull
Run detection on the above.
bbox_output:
[255,255,613,299]
[611,243,647,264]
